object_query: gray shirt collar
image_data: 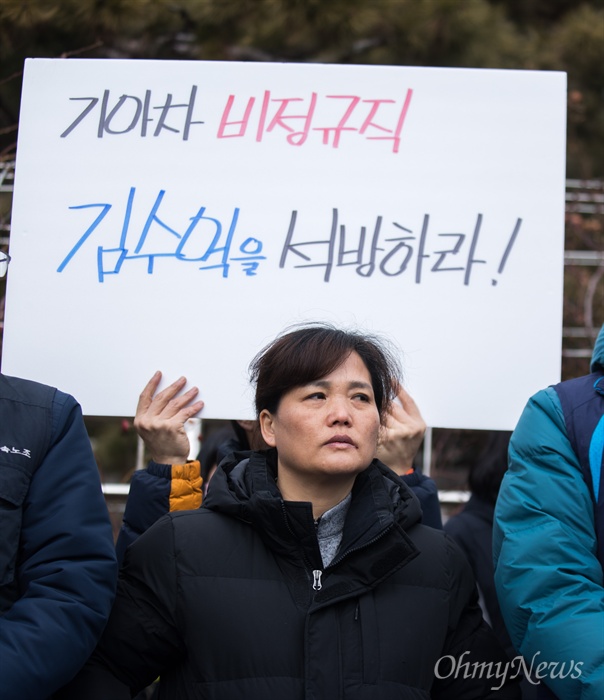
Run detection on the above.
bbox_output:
[315,492,352,567]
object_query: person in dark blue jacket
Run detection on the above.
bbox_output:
[0,373,118,700]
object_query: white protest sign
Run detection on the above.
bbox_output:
[3,59,566,429]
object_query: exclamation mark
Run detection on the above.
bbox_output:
[492,218,522,285]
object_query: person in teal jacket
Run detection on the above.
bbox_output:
[493,324,604,700]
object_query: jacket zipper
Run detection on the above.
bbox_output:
[312,525,394,595]
[312,569,323,590]
[280,500,323,594]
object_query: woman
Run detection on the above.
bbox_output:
[58,323,519,699]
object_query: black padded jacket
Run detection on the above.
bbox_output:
[58,449,520,700]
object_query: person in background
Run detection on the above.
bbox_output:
[445,432,539,699]
[445,432,512,654]
[114,376,265,566]
[0,373,118,700]
[199,424,239,493]
[57,322,519,699]
[493,324,604,700]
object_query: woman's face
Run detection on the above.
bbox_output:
[259,351,380,483]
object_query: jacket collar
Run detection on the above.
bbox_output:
[204,449,423,602]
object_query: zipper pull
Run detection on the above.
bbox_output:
[312,569,323,591]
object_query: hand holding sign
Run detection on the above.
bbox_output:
[377,386,426,475]
[134,372,204,465]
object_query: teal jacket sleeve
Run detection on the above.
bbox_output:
[493,386,604,700]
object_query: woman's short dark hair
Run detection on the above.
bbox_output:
[249,323,402,422]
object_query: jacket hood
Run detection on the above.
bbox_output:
[591,324,604,373]
[206,448,421,518]
[203,449,424,568]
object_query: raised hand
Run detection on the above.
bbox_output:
[133,371,204,465]
[377,386,426,475]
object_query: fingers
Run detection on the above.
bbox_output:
[159,385,201,418]
[382,386,426,441]
[135,373,204,436]
[133,374,204,464]
[138,374,199,415]
[180,398,205,421]
[136,371,163,416]
[396,386,419,414]
[148,376,189,414]
[378,385,426,475]
[399,387,425,426]
[390,386,425,421]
